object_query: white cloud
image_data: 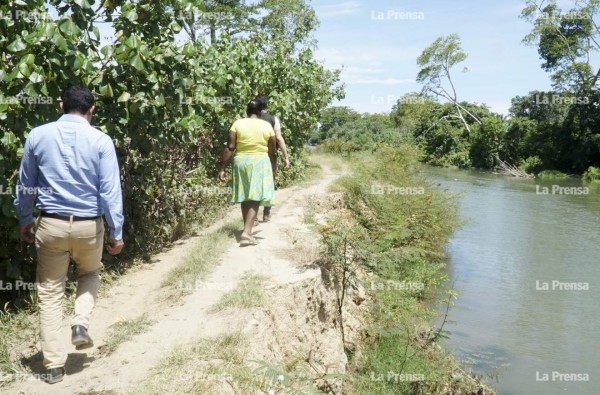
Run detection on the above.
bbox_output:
[344,66,384,74]
[314,47,420,69]
[346,77,415,85]
[315,1,361,18]
[483,100,511,116]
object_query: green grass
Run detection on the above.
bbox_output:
[102,314,154,355]
[538,170,568,179]
[134,330,337,395]
[131,331,250,395]
[209,272,269,313]
[161,221,238,300]
[309,151,345,172]
[0,308,37,385]
[316,147,493,394]
[583,166,600,184]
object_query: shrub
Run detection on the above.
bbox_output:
[583,166,600,184]
[521,156,544,174]
[537,170,568,179]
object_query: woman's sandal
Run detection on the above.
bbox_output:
[240,233,259,246]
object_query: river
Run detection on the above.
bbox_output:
[424,166,600,395]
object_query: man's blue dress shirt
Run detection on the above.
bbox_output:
[14,114,124,240]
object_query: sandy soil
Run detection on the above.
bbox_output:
[6,161,347,395]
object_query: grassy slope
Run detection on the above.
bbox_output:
[317,146,494,394]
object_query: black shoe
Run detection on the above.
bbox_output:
[44,367,65,384]
[71,325,94,349]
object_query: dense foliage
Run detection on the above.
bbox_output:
[0,0,343,309]
[319,88,600,175]
[314,109,411,154]
[317,148,490,394]
[318,1,600,175]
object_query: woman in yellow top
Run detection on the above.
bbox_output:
[219,100,276,246]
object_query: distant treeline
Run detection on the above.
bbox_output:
[314,89,600,180]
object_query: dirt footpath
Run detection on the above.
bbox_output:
[8,160,351,395]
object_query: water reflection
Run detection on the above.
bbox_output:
[425,167,600,395]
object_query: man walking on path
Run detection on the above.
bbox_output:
[14,86,124,384]
[255,93,290,222]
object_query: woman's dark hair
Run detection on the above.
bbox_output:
[247,99,262,116]
[62,86,95,114]
[255,93,268,111]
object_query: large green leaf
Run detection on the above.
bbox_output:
[122,9,138,22]
[28,71,44,83]
[130,54,144,71]
[74,0,91,9]
[22,54,35,66]
[7,36,26,52]
[117,92,131,102]
[0,131,18,148]
[100,84,114,98]
[18,62,31,78]
[52,33,68,51]
[58,19,80,36]
[23,82,38,97]
[125,35,142,50]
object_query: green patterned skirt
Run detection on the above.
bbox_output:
[229,153,274,205]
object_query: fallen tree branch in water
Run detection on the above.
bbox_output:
[493,158,534,178]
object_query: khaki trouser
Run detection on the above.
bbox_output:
[35,216,104,369]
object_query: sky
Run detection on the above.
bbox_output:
[310,0,568,115]
[52,0,589,116]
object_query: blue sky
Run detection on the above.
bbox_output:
[56,0,588,116]
[311,0,563,115]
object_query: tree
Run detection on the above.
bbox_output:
[521,0,600,91]
[193,0,257,44]
[190,0,318,46]
[317,106,361,142]
[0,0,343,310]
[416,34,482,135]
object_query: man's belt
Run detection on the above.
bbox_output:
[41,211,101,222]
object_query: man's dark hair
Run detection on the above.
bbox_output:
[62,86,95,114]
[247,99,262,116]
[255,93,269,111]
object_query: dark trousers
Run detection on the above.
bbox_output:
[265,151,278,215]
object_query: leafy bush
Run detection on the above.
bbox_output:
[316,148,483,394]
[0,0,342,310]
[521,156,544,174]
[319,139,362,156]
[583,166,600,184]
[538,170,568,179]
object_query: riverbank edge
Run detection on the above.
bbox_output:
[316,147,496,394]
[0,157,321,384]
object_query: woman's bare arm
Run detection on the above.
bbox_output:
[219,130,236,180]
